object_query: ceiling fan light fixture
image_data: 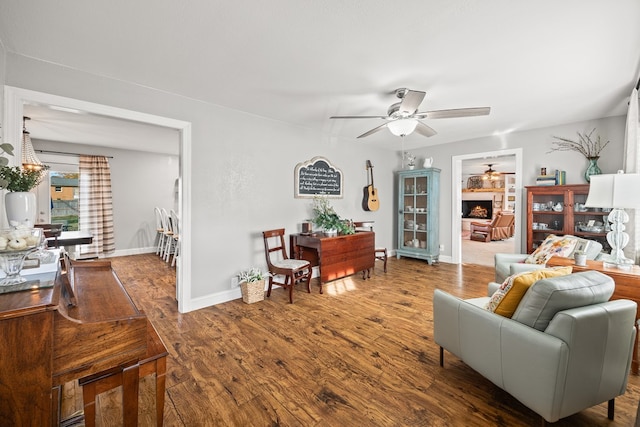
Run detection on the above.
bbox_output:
[482,164,500,181]
[388,118,418,137]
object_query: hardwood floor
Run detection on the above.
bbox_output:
[64,254,640,426]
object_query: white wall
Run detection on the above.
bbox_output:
[32,139,179,255]
[4,53,395,309]
[407,115,626,255]
[3,51,628,309]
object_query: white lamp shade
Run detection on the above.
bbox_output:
[584,172,640,209]
[388,119,418,136]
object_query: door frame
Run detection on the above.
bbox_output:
[451,148,523,264]
[4,86,193,313]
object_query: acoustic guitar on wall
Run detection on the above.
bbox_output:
[362,160,380,211]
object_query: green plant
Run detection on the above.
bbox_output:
[0,143,15,189]
[549,128,610,158]
[0,166,47,192]
[0,142,48,191]
[238,267,270,283]
[311,196,354,235]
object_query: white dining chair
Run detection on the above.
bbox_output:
[154,207,165,255]
[170,209,180,267]
[160,208,173,259]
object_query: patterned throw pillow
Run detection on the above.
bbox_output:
[524,234,578,264]
[484,266,573,318]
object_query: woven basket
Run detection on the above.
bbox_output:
[240,279,265,304]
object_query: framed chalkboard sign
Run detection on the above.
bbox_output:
[294,156,343,198]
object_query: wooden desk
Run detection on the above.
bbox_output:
[0,256,153,425]
[547,256,640,374]
[290,231,375,293]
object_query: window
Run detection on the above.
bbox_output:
[50,171,79,231]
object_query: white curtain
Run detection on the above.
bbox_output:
[623,87,640,263]
[79,155,115,256]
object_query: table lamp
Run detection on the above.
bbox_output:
[584,170,640,269]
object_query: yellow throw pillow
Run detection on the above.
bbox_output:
[524,235,578,264]
[485,266,573,318]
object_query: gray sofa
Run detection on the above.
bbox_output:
[494,236,602,284]
[433,271,636,423]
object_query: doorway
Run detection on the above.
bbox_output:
[4,86,193,313]
[451,148,523,265]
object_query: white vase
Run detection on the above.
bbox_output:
[5,192,37,226]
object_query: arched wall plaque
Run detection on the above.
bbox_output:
[294,156,343,198]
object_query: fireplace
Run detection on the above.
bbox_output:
[462,200,493,219]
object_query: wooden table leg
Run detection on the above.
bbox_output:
[633,321,639,375]
[82,382,98,427]
[155,357,167,427]
[122,364,140,427]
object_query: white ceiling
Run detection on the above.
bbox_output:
[22,104,180,156]
[1,1,639,153]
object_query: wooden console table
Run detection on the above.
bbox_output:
[547,256,640,374]
[290,231,375,293]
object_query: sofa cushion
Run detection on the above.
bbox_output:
[524,234,578,264]
[484,266,573,318]
[511,270,614,331]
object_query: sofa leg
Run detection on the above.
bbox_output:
[608,398,615,420]
[439,346,444,367]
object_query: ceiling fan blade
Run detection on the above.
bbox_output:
[415,107,491,119]
[414,121,437,138]
[330,115,388,119]
[357,123,388,138]
[398,90,426,114]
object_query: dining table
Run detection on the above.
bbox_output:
[47,230,94,248]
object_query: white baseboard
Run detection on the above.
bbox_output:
[104,246,157,258]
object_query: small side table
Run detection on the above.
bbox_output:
[547,256,640,375]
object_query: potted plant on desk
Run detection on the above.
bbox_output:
[311,196,354,237]
[238,267,270,304]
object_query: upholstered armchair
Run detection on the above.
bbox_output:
[470,211,515,242]
[494,235,602,284]
[434,271,637,424]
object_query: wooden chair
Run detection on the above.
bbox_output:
[353,221,387,273]
[469,211,515,242]
[262,228,312,303]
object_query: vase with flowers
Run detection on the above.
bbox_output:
[0,143,48,226]
[549,128,610,183]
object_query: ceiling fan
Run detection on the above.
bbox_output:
[330,88,490,139]
[482,164,501,181]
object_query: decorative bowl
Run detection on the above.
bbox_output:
[0,228,42,286]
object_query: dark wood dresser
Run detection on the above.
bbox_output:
[290,231,375,292]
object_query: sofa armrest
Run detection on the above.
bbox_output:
[488,282,500,296]
[543,300,636,407]
[509,263,546,276]
[494,253,529,283]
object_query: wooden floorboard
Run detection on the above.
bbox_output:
[62,254,640,426]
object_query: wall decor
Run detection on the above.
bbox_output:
[294,156,343,198]
[466,175,484,189]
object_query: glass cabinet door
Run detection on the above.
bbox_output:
[402,175,429,249]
